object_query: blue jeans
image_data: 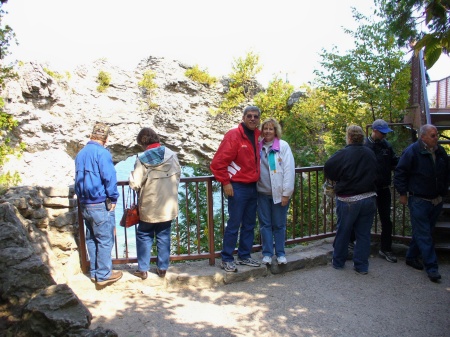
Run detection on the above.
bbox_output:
[81,203,115,282]
[333,196,376,272]
[257,193,289,257]
[221,182,257,262]
[406,196,442,273]
[136,220,171,271]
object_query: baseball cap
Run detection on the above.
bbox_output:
[372,119,393,134]
[91,122,110,142]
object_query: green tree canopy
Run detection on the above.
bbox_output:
[376,0,450,68]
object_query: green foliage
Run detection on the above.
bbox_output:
[138,70,158,109]
[0,2,23,190]
[96,70,111,92]
[217,51,262,114]
[44,67,64,81]
[253,78,294,122]
[185,65,216,86]
[376,0,450,68]
[176,166,223,253]
[315,11,410,124]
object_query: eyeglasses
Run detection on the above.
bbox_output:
[430,133,440,139]
[246,114,260,119]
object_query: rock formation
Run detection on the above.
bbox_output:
[2,56,246,187]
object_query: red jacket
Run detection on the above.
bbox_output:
[210,123,261,185]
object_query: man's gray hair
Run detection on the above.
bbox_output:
[243,106,260,116]
[418,124,437,138]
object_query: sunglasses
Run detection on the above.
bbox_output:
[246,114,260,119]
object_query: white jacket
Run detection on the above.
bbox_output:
[258,138,295,204]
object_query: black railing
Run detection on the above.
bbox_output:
[77,166,412,273]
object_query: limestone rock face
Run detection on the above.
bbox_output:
[0,202,114,336]
[2,57,246,187]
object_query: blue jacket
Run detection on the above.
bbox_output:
[75,141,119,204]
[394,140,449,198]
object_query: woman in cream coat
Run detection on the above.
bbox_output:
[129,127,181,279]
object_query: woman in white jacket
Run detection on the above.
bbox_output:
[129,127,181,280]
[257,118,295,265]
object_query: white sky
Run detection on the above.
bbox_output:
[3,0,450,87]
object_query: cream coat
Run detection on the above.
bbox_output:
[129,148,181,223]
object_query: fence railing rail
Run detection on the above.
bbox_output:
[77,166,411,273]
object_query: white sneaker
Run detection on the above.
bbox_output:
[277,256,287,265]
[262,256,272,265]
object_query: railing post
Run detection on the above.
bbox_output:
[76,199,89,274]
[206,178,216,266]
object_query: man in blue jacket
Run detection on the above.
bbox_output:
[75,122,122,286]
[394,124,449,282]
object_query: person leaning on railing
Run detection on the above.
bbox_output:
[129,127,181,280]
[324,125,377,275]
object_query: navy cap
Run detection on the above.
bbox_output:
[372,119,393,134]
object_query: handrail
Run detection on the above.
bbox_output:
[77,166,411,273]
[419,49,432,124]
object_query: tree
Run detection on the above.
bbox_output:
[217,51,262,114]
[0,0,23,192]
[253,77,294,122]
[376,0,450,68]
[314,9,410,126]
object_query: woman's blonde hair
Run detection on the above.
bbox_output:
[346,125,364,144]
[260,118,282,138]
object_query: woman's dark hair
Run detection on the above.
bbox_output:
[136,127,160,147]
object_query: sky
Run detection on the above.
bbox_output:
[3,0,450,87]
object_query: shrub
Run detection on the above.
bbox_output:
[138,70,158,109]
[185,65,216,86]
[96,70,111,92]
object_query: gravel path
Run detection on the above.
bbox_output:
[67,255,450,337]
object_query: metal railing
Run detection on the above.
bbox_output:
[77,166,411,273]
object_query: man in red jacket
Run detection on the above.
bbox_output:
[210,106,262,272]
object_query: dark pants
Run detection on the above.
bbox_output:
[350,187,393,251]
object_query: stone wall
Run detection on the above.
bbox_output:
[0,185,81,283]
[0,189,117,336]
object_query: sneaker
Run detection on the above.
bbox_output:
[133,270,148,280]
[428,271,442,282]
[379,250,398,263]
[406,259,424,270]
[220,260,238,272]
[262,256,272,265]
[277,256,287,265]
[96,270,123,286]
[236,257,261,267]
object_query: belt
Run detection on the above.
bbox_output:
[409,192,438,199]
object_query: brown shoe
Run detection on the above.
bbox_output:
[96,270,123,286]
[156,268,166,278]
[133,270,148,280]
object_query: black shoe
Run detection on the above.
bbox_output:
[379,250,398,263]
[406,259,424,270]
[353,267,368,275]
[428,271,441,282]
[156,267,166,278]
